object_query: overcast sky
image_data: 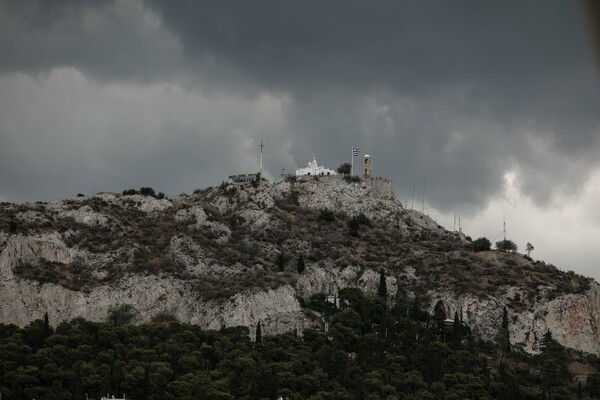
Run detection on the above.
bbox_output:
[1,0,599,280]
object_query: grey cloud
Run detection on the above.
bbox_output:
[0,0,184,83]
[143,0,600,211]
[0,69,289,202]
[1,0,599,214]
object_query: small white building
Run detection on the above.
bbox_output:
[295,157,337,176]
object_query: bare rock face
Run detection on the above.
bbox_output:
[59,205,109,227]
[0,179,599,356]
[0,233,313,337]
[116,194,172,213]
[272,177,400,221]
[425,282,600,354]
[296,263,397,304]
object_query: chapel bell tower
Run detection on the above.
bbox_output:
[363,154,372,178]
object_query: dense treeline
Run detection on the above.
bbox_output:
[1,289,599,399]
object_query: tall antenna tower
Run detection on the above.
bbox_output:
[503,208,506,242]
[259,138,264,176]
[411,185,415,210]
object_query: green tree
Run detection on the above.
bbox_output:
[495,239,518,252]
[348,218,360,237]
[255,321,262,344]
[337,163,351,175]
[526,242,534,257]
[277,252,285,271]
[472,237,491,252]
[319,209,336,222]
[297,254,305,273]
[139,187,156,197]
[9,218,17,233]
[43,312,53,338]
[378,269,387,299]
[23,317,52,350]
[451,311,462,346]
[539,329,562,353]
[107,304,137,326]
[332,309,363,332]
[587,373,600,397]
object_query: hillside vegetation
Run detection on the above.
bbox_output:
[0,178,597,356]
[0,179,590,302]
[1,288,598,400]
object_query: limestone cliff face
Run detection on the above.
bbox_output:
[272,176,399,220]
[0,178,598,354]
[424,283,600,354]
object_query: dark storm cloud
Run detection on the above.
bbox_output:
[1,0,599,213]
[0,68,289,202]
[0,0,183,83]
[143,0,600,211]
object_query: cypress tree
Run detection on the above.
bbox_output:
[452,311,461,345]
[378,269,387,299]
[297,254,305,273]
[256,321,262,343]
[277,252,285,271]
[43,311,52,337]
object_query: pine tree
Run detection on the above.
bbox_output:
[540,329,563,353]
[297,254,305,273]
[378,269,387,299]
[277,252,285,271]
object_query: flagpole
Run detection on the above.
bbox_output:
[351,147,354,176]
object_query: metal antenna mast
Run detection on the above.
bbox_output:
[503,208,506,242]
[411,185,415,210]
[259,138,264,176]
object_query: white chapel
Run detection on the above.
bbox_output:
[295,157,337,176]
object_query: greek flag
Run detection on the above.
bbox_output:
[352,147,359,156]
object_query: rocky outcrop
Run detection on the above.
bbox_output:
[0,179,598,355]
[272,176,400,221]
[425,282,600,354]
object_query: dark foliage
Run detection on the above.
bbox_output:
[0,289,583,400]
[277,252,285,271]
[123,187,164,199]
[107,304,137,326]
[297,254,305,273]
[378,269,387,299]
[9,219,17,233]
[139,187,156,197]
[337,163,351,175]
[472,237,491,252]
[255,321,262,344]
[318,209,336,222]
[344,175,361,183]
[496,239,518,252]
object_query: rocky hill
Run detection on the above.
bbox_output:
[0,176,598,354]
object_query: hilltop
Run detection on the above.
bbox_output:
[0,175,598,354]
